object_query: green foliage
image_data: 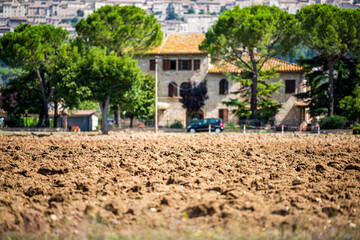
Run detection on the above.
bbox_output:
[187,7,195,14]
[71,17,79,27]
[220,6,227,14]
[21,117,39,127]
[339,84,360,121]
[75,5,162,56]
[353,126,360,134]
[199,9,204,14]
[0,72,42,117]
[0,23,68,127]
[226,122,236,129]
[200,5,298,120]
[48,42,91,111]
[118,73,155,121]
[296,56,360,117]
[168,120,183,129]
[223,69,283,121]
[77,9,84,17]
[77,100,99,111]
[296,4,360,116]
[166,3,179,20]
[3,116,49,128]
[319,115,346,129]
[80,48,140,103]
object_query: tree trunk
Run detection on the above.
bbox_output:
[35,68,53,128]
[328,60,335,116]
[114,104,121,128]
[37,108,44,127]
[250,54,258,120]
[99,95,111,134]
[53,101,58,128]
[130,116,134,128]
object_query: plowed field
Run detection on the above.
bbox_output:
[0,132,359,238]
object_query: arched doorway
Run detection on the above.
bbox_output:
[186,109,204,125]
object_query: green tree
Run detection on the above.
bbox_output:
[118,73,155,128]
[166,3,179,20]
[296,4,360,116]
[220,6,226,14]
[79,48,143,134]
[0,23,68,127]
[0,72,42,118]
[223,69,282,121]
[75,5,162,133]
[77,9,84,17]
[200,5,298,120]
[48,42,92,127]
[76,5,162,57]
[339,85,360,122]
[187,7,195,14]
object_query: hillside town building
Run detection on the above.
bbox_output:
[0,0,358,36]
[138,33,309,127]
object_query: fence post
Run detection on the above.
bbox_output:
[209,124,211,134]
[293,118,295,133]
[318,125,320,135]
[282,125,284,134]
[243,124,246,134]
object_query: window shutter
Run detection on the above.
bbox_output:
[224,80,228,94]
[150,59,155,71]
[188,60,192,71]
[194,59,200,71]
[219,109,229,123]
[163,60,170,71]
[285,80,296,94]
[178,60,182,70]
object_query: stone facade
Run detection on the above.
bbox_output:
[138,34,307,127]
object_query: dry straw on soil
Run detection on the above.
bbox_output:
[0,132,359,239]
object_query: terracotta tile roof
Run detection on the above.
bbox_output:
[148,33,304,72]
[148,33,206,55]
[208,57,305,73]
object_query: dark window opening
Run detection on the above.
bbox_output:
[150,59,155,71]
[179,60,192,70]
[219,79,229,95]
[285,80,296,94]
[194,59,200,71]
[163,60,176,71]
[168,82,178,97]
[170,60,176,70]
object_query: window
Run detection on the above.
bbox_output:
[178,60,192,70]
[149,59,155,71]
[168,82,178,97]
[194,59,200,71]
[219,79,229,94]
[219,109,229,123]
[163,60,176,71]
[285,80,296,94]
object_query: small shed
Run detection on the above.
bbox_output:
[50,110,98,132]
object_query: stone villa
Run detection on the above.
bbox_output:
[138,33,309,127]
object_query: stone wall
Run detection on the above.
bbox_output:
[137,56,305,127]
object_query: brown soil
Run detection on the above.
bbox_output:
[0,132,359,236]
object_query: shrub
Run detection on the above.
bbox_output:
[353,126,360,135]
[21,117,38,127]
[319,115,346,129]
[170,120,183,129]
[226,122,236,129]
